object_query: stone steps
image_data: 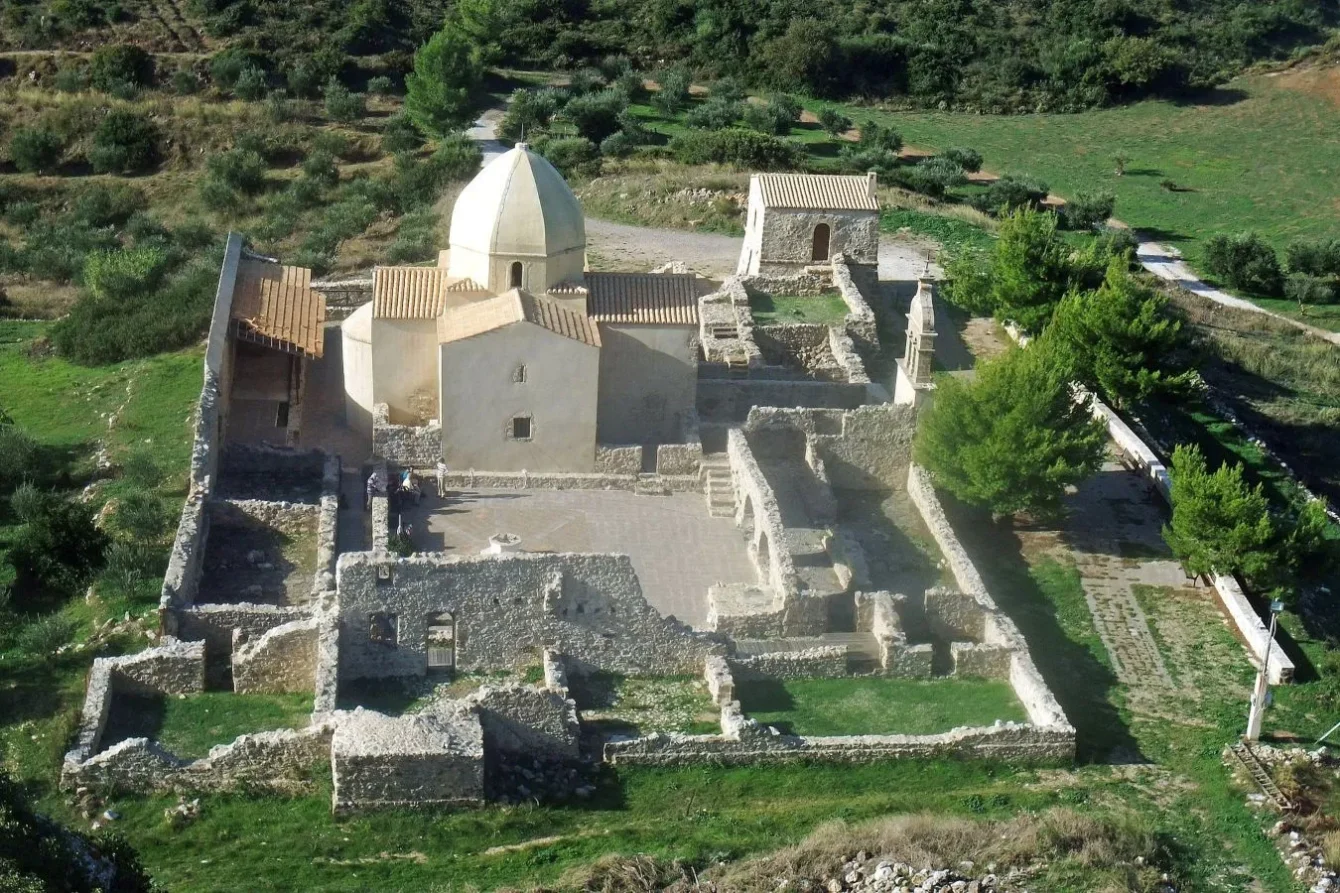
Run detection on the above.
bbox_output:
[700,454,736,518]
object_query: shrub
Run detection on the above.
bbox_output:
[171,68,201,95]
[264,89,297,123]
[742,101,794,136]
[1163,444,1277,582]
[558,88,628,142]
[599,130,637,158]
[386,211,439,263]
[324,78,366,122]
[89,44,154,93]
[500,87,559,142]
[0,423,39,493]
[285,59,325,98]
[896,157,966,198]
[83,246,170,299]
[541,137,600,178]
[1203,231,1284,296]
[973,174,1050,214]
[857,120,902,153]
[209,48,261,89]
[9,128,66,174]
[8,486,107,601]
[382,111,424,154]
[839,145,900,179]
[1285,273,1338,306]
[301,149,339,187]
[670,129,800,170]
[53,65,89,93]
[612,69,647,103]
[711,76,746,103]
[89,110,160,174]
[817,107,852,136]
[1285,238,1340,277]
[652,67,691,116]
[119,450,162,488]
[685,98,742,130]
[70,182,146,227]
[112,491,168,543]
[207,147,267,194]
[1061,190,1116,231]
[234,64,268,100]
[14,614,77,657]
[940,146,983,173]
[368,74,394,95]
[4,201,39,227]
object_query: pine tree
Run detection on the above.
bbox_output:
[404,25,484,138]
[1162,444,1276,581]
[990,207,1073,334]
[1041,258,1193,407]
[914,344,1107,519]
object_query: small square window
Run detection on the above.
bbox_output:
[511,415,532,440]
[513,364,527,383]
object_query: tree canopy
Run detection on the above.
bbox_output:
[914,344,1107,519]
[1162,444,1278,583]
[404,23,485,138]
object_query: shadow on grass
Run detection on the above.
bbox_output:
[735,679,795,713]
[942,498,1144,764]
[568,671,625,710]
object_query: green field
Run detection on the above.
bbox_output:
[749,292,851,326]
[737,677,1028,736]
[822,68,1340,270]
[103,692,314,759]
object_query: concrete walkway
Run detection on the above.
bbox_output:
[1136,239,1340,347]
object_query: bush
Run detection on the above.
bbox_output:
[817,107,852,136]
[540,137,600,179]
[232,64,268,100]
[209,48,262,89]
[301,149,339,187]
[324,78,366,122]
[1061,190,1116,231]
[207,148,267,194]
[711,76,746,103]
[386,210,439,264]
[1285,238,1340,277]
[558,88,628,142]
[685,99,742,130]
[71,182,147,227]
[83,246,170,299]
[382,111,424,154]
[973,174,1050,214]
[612,69,647,103]
[652,67,691,116]
[14,614,77,657]
[896,157,966,198]
[669,129,800,170]
[599,130,638,158]
[742,101,794,136]
[119,450,162,488]
[89,44,154,93]
[500,87,559,142]
[1285,273,1338,306]
[1203,231,1283,296]
[0,423,39,494]
[112,491,168,543]
[940,146,983,173]
[857,120,902,153]
[171,68,201,95]
[7,486,107,601]
[368,74,394,95]
[9,128,65,174]
[89,110,160,174]
[53,65,88,93]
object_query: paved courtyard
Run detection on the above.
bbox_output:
[397,488,757,627]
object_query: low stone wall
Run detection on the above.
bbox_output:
[160,496,208,619]
[313,455,340,596]
[594,445,642,475]
[177,603,310,664]
[63,639,208,781]
[831,254,879,355]
[370,459,389,551]
[756,324,845,381]
[729,647,849,679]
[66,724,332,795]
[705,583,786,637]
[541,649,570,698]
[372,403,441,466]
[698,379,871,425]
[704,655,734,705]
[907,464,1074,735]
[220,443,328,479]
[233,619,319,694]
[741,404,917,491]
[604,722,1076,766]
[656,441,703,476]
[311,275,373,319]
[312,611,341,715]
[208,497,319,541]
[924,587,987,643]
[331,707,484,813]
[951,642,1013,680]
[864,592,933,678]
[463,684,581,759]
[827,327,871,384]
[439,469,699,493]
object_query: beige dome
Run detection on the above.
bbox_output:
[448,145,585,260]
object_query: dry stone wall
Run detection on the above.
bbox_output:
[740,405,917,491]
[831,255,879,355]
[331,707,484,812]
[462,684,580,759]
[372,403,441,466]
[177,603,309,666]
[335,551,728,680]
[727,428,797,598]
[594,445,642,475]
[729,647,849,679]
[232,618,319,694]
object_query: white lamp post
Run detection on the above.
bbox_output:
[1245,598,1285,742]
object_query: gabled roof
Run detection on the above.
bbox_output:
[437,288,601,347]
[754,172,880,211]
[372,266,487,320]
[230,260,326,358]
[584,272,700,325]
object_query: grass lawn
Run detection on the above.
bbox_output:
[102,692,314,759]
[570,673,720,735]
[749,292,850,326]
[737,677,1028,736]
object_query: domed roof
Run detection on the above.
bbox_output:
[448,144,585,260]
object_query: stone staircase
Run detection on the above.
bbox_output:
[701,453,736,518]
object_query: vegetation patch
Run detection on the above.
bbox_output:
[737,677,1028,737]
[570,673,719,736]
[749,292,849,326]
[102,692,314,759]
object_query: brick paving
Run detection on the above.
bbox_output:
[401,488,757,628]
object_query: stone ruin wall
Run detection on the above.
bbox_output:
[726,427,798,601]
[906,464,1073,734]
[335,551,728,681]
[757,209,880,273]
[465,684,581,759]
[371,402,441,466]
[743,404,918,492]
[232,618,320,694]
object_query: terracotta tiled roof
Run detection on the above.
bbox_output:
[372,267,488,319]
[230,260,326,358]
[754,173,880,211]
[438,288,601,347]
[585,272,700,325]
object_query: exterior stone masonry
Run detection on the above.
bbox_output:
[233,618,319,694]
[335,551,728,680]
[331,706,484,813]
[372,402,441,465]
[464,684,581,758]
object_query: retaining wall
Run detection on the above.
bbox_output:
[372,403,441,466]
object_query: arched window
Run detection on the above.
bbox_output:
[509,261,523,288]
[811,223,831,262]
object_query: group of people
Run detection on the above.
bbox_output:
[365,468,425,510]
